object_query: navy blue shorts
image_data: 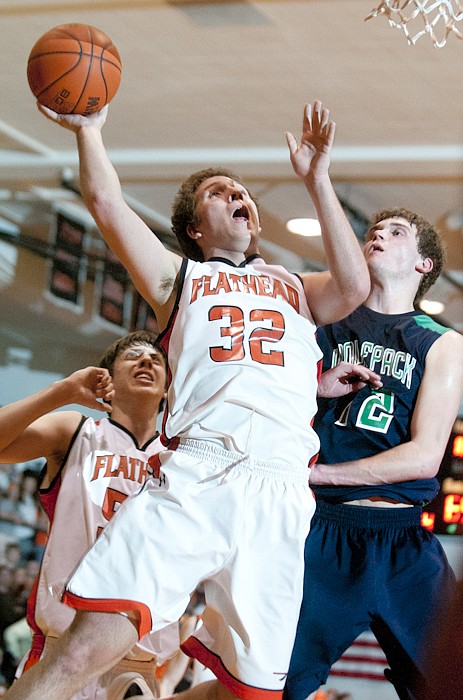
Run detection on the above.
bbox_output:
[285,501,456,700]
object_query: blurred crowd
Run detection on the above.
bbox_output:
[0,459,46,693]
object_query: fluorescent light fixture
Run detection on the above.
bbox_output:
[286,218,321,237]
[419,299,445,316]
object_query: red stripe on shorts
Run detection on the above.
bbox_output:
[181,635,284,700]
[62,591,153,638]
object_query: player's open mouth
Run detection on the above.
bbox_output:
[232,205,249,221]
[135,371,153,381]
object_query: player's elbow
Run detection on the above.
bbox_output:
[418,449,445,479]
[85,190,124,230]
[349,274,370,306]
[84,189,113,217]
[336,279,370,319]
[421,463,440,480]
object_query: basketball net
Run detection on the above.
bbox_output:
[365,0,463,47]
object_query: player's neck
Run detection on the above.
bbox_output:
[203,246,247,265]
[365,283,416,315]
[111,404,159,445]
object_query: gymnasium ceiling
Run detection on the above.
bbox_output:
[0,0,462,355]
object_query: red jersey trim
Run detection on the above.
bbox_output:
[62,592,153,639]
[26,565,43,637]
[181,636,283,700]
[23,634,46,673]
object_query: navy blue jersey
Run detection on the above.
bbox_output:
[313,305,449,505]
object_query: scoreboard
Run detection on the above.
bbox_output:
[422,419,463,535]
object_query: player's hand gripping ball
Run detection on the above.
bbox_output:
[27,23,122,115]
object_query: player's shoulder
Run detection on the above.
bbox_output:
[41,409,85,432]
[411,312,451,336]
[433,327,463,350]
[426,327,463,364]
[428,324,462,342]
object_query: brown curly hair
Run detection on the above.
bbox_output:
[369,208,445,304]
[171,167,259,261]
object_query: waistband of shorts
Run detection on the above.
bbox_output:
[314,500,423,528]
[175,438,309,484]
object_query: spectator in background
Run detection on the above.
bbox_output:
[0,464,12,496]
[0,646,10,697]
[0,544,21,571]
[0,567,24,648]
[3,618,31,670]
[0,471,43,563]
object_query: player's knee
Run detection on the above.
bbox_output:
[50,637,93,677]
[53,611,134,676]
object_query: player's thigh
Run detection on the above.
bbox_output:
[376,526,456,667]
[207,473,315,683]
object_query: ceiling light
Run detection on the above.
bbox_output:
[286,218,321,237]
[419,299,445,316]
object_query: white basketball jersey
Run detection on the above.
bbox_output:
[28,416,165,658]
[160,258,322,470]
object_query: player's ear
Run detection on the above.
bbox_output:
[416,257,433,274]
[186,224,202,240]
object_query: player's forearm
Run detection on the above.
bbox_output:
[76,125,124,223]
[310,440,443,486]
[307,177,369,305]
[75,124,181,319]
[0,381,74,458]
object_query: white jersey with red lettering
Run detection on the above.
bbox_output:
[64,257,323,700]
[161,257,322,469]
[21,416,176,697]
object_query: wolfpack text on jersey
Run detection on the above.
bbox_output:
[314,305,450,504]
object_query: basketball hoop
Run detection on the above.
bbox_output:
[365,0,463,47]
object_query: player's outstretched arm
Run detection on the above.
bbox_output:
[311,331,463,486]
[0,367,113,468]
[38,105,183,330]
[286,100,369,326]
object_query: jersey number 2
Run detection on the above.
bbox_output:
[335,390,395,434]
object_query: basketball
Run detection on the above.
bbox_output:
[27,23,122,115]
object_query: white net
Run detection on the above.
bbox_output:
[365,0,463,47]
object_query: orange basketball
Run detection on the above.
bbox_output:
[27,23,122,115]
